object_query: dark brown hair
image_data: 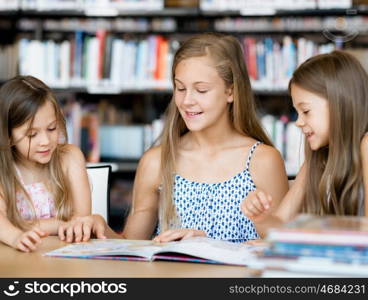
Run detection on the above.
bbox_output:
[289,51,368,215]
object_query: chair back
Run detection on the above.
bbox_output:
[86,165,111,222]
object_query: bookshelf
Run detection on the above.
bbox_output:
[1,0,367,229]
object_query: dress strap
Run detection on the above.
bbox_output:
[245,141,262,171]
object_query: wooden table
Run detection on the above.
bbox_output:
[0,237,255,278]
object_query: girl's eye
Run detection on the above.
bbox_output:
[176,87,185,92]
[48,127,57,131]
[28,132,37,138]
[197,90,208,94]
[303,110,310,115]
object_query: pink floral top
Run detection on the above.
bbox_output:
[15,167,56,220]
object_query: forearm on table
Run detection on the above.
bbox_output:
[36,218,64,235]
[0,214,24,247]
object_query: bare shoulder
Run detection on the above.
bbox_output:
[139,146,161,169]
[251,143,284,167]
[136,146,161,182]
[249,143,287,186]
[59,144,86,172]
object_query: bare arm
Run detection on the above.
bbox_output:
[35,217,63,235]
[0,194,46,251]
[38,144,91,235]
[0,200,23,247]
[121,146,161,240]
[248,145,289,236]
[244,163,307,237]
[64,144,92,217]
[361,135,368,216]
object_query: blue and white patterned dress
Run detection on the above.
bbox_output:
[172,141,261,243]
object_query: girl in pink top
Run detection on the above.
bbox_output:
[0,76,91,252]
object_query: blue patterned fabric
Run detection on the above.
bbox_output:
[173,141,261,243]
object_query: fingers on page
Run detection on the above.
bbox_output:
[58,225,66,241]
[94,224,106,239]
[73,223,83,243]
[82,222,92,242]
[66,226,75,243]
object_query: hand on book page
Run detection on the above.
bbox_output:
[58,214,107,243]
[153,228,206,243]
[44,237,267,266]
[241,189,272,222]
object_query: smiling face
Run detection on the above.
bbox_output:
[291,84,330,151]
[173,55,233,132]
[11,101,59,167]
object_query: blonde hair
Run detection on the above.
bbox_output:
[289,51,368,215]
[0,75,72,230]
[159,33,273,231]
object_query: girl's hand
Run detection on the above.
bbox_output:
[12,227,47,252]
[241,190,272,222]
[153,229,206,243]
[58,215,107,243]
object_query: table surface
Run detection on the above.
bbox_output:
[0,236,256,278]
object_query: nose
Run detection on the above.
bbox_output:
[182,90,196,106]
[295,115,304,128]
[39,131,51,146]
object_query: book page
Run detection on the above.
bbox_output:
[157,237,265,266]
[44,237,265,266]
[44,239,164,260]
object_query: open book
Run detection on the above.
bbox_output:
[44,237,265,266]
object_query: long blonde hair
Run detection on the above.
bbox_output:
[159,33,273,231]
[0,75,72,229]
[289,51,368,215]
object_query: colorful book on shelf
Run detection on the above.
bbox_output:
[103,34,113,80]
[267,214,368,246]
[81,112,100,163]
[96,29,106,81]
[44,237,265,266]
[243,37,258,81]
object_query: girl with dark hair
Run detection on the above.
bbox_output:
[242,51,368,237]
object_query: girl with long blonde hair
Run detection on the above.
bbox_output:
[0,75,91,251]
[242,51,368,236]
[79,33,289,243]
[122,33,288,243]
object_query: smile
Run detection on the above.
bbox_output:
[37,150,50,155]
[185,111,203,118]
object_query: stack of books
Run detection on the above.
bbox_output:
[249,214,368,277]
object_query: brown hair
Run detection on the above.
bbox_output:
[0,75,72,229]
[289,50,368,215]
[159,33,273,231]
